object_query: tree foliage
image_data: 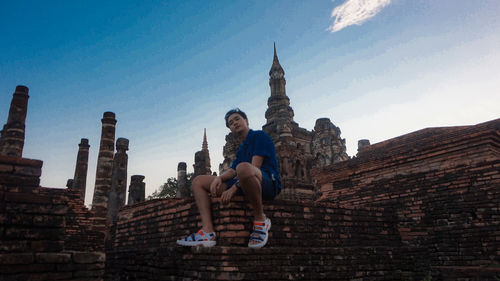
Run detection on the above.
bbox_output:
[148,173,194,199]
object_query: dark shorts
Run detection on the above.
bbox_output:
[225,170,280,201]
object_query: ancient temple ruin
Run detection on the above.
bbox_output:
[1,48,499,280]
[91,112,117,218]
[107,137,129,224]
[127,174,146,205]
[220,44,349,199]
[0,85,29,157]
[193,128,212,177]
[72,138,90,200]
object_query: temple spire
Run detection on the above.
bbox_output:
[269,43,285,78]
[202,128,208,151]
[273,42,278,61]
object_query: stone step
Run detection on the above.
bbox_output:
[107,245,399,281]
[112,196,400,249]
[432,266,500,281]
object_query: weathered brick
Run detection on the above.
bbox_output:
[0,253,34,264]
[35,252,71,263]
[72,252,106,264]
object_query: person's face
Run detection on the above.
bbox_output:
[227,113,249,134]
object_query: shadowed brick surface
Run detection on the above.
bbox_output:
[106,197,400,280]
[1,118,498,281]
[0,155,106,281]
[314,118,500,280]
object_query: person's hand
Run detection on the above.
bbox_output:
[221,185,237,205]
[210,176,223,197]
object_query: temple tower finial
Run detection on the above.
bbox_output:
[269,43,284,77]
[202,128,208,151]
[274,42,277,60]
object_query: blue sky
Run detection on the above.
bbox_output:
[1,1,499,206]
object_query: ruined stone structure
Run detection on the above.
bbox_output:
[0,89,106,280]
[176,162,189,198]
[107,137,129,225]
[107,118,500,281]
[2,72,499,281]
[218,132,240,174]
[357,138,370,154]
[193,129,211,177]
[127,175,146,205]
[220,45,349,199]
[0,85,29,157]
[1,155,107,280]
[312,118,500,280]
[263,45,349,198]
[72,138,90,200]
[91,112,117,218]
[66,179,74,188]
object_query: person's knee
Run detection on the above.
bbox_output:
[236,162,256,181]
[192,175,203,188]
[191,175,210,193]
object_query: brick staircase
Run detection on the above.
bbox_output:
[106,196,403,280]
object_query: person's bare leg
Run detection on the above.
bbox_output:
[191,175,217,233]
[236,163,265,221]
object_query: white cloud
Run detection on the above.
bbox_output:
[328,0,391,32]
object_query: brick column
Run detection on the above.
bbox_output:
[357,139,370,155]
[127,175,145,205]
[176,162,189,198]
[73,138,90,201]
[107,137,128,224]
[0,85,30,157]
[91,112,116,218]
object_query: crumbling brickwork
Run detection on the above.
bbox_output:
[72,138,90,201]
[313,118,500,280]
[0,155,106,281]
[92,112,117,219]
[106,197,401,280]
[0,86,29,157]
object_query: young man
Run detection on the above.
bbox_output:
[177,108,281,248]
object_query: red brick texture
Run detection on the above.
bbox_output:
[106,197,401,280]
[2,118,499,281]
[0,155,106,281]
[313,118,500,280]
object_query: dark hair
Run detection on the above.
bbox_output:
[225,108,247,128]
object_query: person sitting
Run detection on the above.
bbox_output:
[177,108,281,248]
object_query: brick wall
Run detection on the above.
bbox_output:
[3,118,498,280]
[106,197,401,280]
[313,118,500,279]
[0,155,106,281]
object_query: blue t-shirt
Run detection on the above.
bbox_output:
[231,129,281,189]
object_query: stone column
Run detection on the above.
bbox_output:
[73,138,90,201]
[357,139,370,153]
[127,175,145,205]
[176,162,189,198]
[91,112,117,218]
[107,138,129,225]
[0,85,30,157]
